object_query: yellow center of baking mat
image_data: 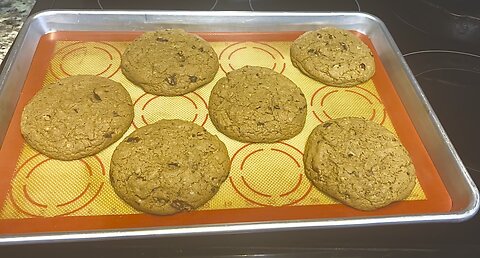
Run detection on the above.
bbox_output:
[0,40,426,219]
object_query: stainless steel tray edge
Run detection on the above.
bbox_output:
[0,11,41,145]
[0,10,478,245]
[0,212,475,245]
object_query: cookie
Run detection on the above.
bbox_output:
[303,117,416,210]
[121,29,219,96]
[110,119,230,215]
[290,27,375,87]
[209,66,307,143]
[21,75,134,160]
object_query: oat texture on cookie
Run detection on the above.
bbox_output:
[290,27,375,87]
[209,66,307,143]
[109,119,231,215]
[121,29,219,96]
[303,117,416,210]
[20,75,134,160]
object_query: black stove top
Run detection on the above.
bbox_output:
[251,0,480,175]
[3,0,480,256]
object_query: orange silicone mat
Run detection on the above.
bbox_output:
[0,31,451,235]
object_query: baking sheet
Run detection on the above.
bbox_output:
[0,31,451,235]
[0,11,477,244]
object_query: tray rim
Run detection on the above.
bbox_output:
[0,10,478,245]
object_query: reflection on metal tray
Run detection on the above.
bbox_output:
[0,11,477,245]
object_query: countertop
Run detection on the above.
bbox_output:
[0,0,35,63]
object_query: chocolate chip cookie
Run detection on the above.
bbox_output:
[121,29,219,96]
[209,66,307,143]
[291,27,375,87]
[303,117,416,210]
[20,75,134,160]
[110,119,230,215]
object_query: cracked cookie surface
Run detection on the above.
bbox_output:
[20,75,134,160]
[209,66,307,143]
[303,117,416,210]
[290,27,375,87]
[110,119,230,215]
[121,29,219,96]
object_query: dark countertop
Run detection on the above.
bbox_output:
[1,0,480,257]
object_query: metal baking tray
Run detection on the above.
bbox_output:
[0,10,478,244]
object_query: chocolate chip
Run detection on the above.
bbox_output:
[165,74,177,86]
[348,153,354,157]
[323,122,332,128]
[156,37,168,42]
[103,132,114,138]
[92,90,102,102]
[189,75,198,83]
[360,63,366,70]
[171,200,193,211]
[191,131,206,138]
[167,162,180,169]
[126,137,140,143]
[177,51,186,62]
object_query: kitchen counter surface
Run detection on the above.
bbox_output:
[0,0,35,63]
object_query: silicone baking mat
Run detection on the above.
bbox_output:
[0,31,451,235]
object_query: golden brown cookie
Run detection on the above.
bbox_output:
[303,117,416,210]
[290,27,375,87]
[21,75,134,160]
[209,66,307,143]
[121,29,219,96]
[110,119,230,215]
